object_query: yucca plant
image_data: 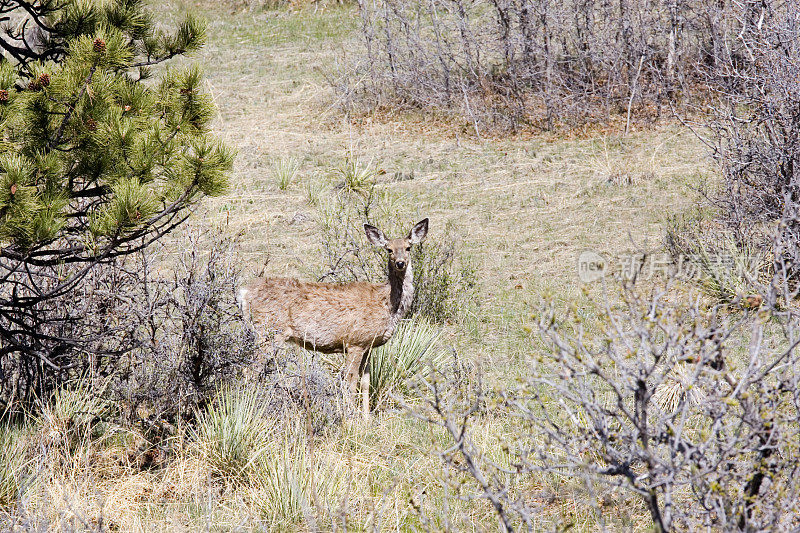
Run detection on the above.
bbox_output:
[304,179,323,206]
[37,377,111,451]
[332,157,376,193]
[666,212,770,306]
[272,157,300,191]
[652,364,707,413]
[695,235,768,305]
[368,316,449,408]
[252,437,312,524]
[250,424,343,526]
[192,387,272,485]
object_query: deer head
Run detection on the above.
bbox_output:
[364,218,429,273]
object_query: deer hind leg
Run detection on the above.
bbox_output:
[343,345,368,417]
[245,326,290,379]
[271,327,291,355]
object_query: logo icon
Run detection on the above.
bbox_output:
[578,251,607,282]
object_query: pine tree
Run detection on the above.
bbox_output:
[0,0,234,404]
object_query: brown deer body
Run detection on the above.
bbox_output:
[237,219,429,415]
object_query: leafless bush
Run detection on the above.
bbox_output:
[415,272,800,530]
[339,0,750,131]
[0,225,256,427]
[657,2,800,306]
[403,6,800,527]
[412,211,800,530]
[699,3,800,284]
[532,284,800,530]
[0,254,145,410]
[111,229,255,428]
[253,348,350,433]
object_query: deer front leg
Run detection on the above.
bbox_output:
[359,349,371,419]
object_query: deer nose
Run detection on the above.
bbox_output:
[395,261,406,270]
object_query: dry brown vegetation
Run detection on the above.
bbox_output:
[4,0,800,531]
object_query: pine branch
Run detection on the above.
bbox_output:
[48,63,98,150]
[0,0,231,405]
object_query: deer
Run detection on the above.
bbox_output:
[237,218,429,416]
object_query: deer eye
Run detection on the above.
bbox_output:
[406,246,411,251]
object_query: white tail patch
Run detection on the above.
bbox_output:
[236,287,250,318]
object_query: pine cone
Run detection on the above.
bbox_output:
[85,118,98,131]
[0,90,8,102]
[93,38,106,53]
[37,73,50,88]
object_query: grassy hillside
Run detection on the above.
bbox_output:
[3,1,719,530]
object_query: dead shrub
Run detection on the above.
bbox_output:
[337,0,747,132]
[414,270,800,531]
[666,2,800,304]
[111,229,256,430]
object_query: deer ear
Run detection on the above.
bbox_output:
[364,224,388,247]
[408,218,429,244]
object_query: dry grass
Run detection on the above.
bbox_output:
[2,1,714,530]
[6,391,655,530]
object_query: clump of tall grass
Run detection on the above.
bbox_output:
[368,316,449,408]
[192,387,273,485]
[0,426,23,509]
[272,157,300,191]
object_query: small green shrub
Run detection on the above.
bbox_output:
[368,316,450,408]
[192,387,272,485]
[411,236,478,323]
